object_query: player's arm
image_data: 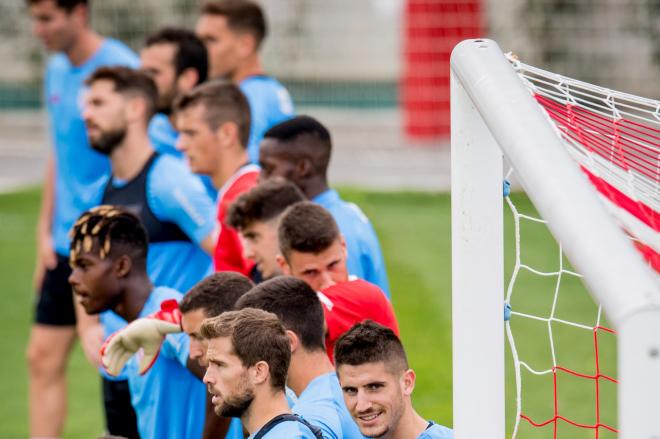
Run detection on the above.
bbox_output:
[148,159,217,255]
[33,154,56,290]
[199,233,217,255]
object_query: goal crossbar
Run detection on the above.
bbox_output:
[450,39,660,438]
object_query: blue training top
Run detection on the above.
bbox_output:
[126,287,206,439]
[148,113,181,158]
[240,75,295,164]
[313,189,390,297]
[248,417,321,439]
[98,153,214,382]
[418,422,453,438]
[293,372,364,439]
[100,153,214,293]
[45,38,139,256]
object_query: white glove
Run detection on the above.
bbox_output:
[100,299,182,376]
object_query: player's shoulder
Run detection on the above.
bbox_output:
[240,74,287,92]
[152,286,184,303]
[240,75,294,115]
[418,422,453,439]
[149,153,197,186]
[222,165,260,200]
[96,38,139,66]
[263,419,319,439]
[148,154,209,205]
[323,279,385,299]
[46,53,70,73]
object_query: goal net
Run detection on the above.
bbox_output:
[451,39,659,439]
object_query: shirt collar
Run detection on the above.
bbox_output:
[312,189,339,204]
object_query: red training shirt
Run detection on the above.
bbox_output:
[318,279,400,361]
[213,164,260,275]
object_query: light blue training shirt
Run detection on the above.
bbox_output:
[418,421,453,438]
[240,75,295,164]
[125,287,206,439]
[98,153,214,381]
[293,372,364,439]
[45,38,139,256]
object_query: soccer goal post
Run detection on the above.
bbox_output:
[450,39,660,438]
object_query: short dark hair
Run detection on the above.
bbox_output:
[201,0,267,49]
[144,27,208,84]
[334,321,409,375]
[174,80,251,147]
[200,308,290,391]
[227,178,305,231]
[27,0,87,13]
[263,115,332,177]
[70,205,148,268]
[235,276,325,352]
[278,202,340,259]
[85,66,159,121]
[179,272,254,317]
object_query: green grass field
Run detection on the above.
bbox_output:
[0,187,615,438]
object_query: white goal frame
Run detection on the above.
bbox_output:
[450,39,660,438]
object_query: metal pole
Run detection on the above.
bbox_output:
[450,38,660,438]
[451,69,505,438]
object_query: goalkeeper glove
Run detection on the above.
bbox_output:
[100,299,182,377]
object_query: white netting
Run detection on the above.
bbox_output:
[502,55,660,438]
[504,178,618,438]
[508,55,659,272]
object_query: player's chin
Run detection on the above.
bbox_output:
[356,412,387,435]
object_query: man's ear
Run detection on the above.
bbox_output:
[296,157,313,179]
[215,121,239,149]
[276,254,291,275]
[236,32,257,58]
[286,330,300,354]
[70,3,89,27]
[176,67,200,94]
[250,360,270,386]
[126,97,147,124]
[114,255,133,278]
[401,368,416,397]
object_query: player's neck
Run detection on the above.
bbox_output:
[304,177,329,200]
[211,148,249,189]
[288,348,335,397]
[115,274,153,322]
[66,29,103,66]
[242,389,291,435]
[386,404,428,439]
[111,130,154,181]
[232,55,263,83]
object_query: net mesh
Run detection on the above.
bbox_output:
[504,187,618,438]
[509,55,659,272]
[504,55,659,438]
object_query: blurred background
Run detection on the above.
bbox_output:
[3,0,659,193]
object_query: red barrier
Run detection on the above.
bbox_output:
[402,0,483,140]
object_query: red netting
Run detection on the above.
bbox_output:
[534,94,660,182]
[519,326,618,438]
[532,93,660,272]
